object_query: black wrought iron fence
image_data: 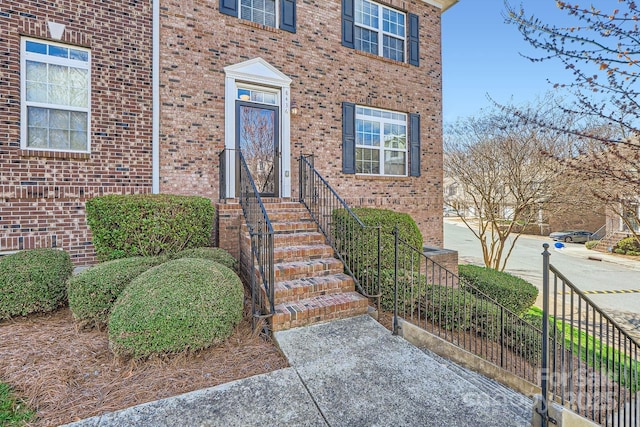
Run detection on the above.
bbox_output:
[541,243,640,427]
[298,154,381,303]
[237,150,275,324]
[392,228,543,384]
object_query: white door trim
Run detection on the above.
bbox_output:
[224,58,292,198]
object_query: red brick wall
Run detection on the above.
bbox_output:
[0,1,154,264]
[159,0,444,247]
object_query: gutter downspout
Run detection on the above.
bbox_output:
[152,0,160,194]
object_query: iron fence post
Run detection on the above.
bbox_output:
[500,305,505,368]
[540,243,550,427]
[393,226,399,335]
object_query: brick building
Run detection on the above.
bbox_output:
[1,0,456,265]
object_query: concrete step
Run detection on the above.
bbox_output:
[273,273,355,303]
[273,244,334,263]
[271,292,369,331]
[418,346,533,425]
[273,258,344,282]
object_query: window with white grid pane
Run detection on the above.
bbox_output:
[21,38,90,152]
[354,0,405,62]
[240,0,277,28]
[355,106,407,176]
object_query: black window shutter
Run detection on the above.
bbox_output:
[342,0,355,49]
[280,0,296,33]
[220,0,238,17]
[342,102,356,174]
[409,113,421,177]
[408,13,420,66]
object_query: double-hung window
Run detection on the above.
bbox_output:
[220,0,296,33]
[21,38,91,152]
[241,0,277,28]
[355,107,407,176]
[342,0,419,66]
[355,0,405,62]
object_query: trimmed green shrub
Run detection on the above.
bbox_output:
[333,208,423,278]
[172,247,237,271]
[585,240,599,250]
[67,256,166,329]
[374,268,427,312]
[422,284,542,363]
[613,236,640,256]
[108,258,244,359]
[458,264,538,315]
[86,194,215,261]
[0,249,73,320]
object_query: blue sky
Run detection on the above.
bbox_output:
[442,1,573,123]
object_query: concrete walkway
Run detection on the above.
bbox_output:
[64,315,531,427]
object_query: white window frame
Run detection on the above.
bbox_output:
[240,0,279,29]
[20,37,91,153]
[354,0,406,62]
[355,106,408,177]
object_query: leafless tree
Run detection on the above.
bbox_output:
[445,106,575,270]
[240,107,275,193]
[504,0,640,242]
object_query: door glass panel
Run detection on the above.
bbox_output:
[239,105,276,195]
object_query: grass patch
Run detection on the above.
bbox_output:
[0,383,34,426]
[527,307,640,391]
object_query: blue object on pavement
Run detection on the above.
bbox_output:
[554,242,564,249]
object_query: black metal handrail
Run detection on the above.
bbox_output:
[541,243,640,426]
[234,149,276,323]
[392,228,544,385]
[298,154,381,303]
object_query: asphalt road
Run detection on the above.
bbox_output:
[443,220,640,317]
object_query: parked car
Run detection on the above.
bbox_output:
[549,230,593,243]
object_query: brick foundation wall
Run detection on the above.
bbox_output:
[0,1,154,264]
[159,0,445,247]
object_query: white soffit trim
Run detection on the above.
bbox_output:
[421,0,458,13]
[224,57,292,87]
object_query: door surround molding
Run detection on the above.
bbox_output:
[223,58,292,198]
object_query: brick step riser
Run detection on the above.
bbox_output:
[243,233,326,248]
[241,222,317,234]
[270,279,356,304]
[273,246,335,263]
[271,296,369,331]
[274,264,344,282]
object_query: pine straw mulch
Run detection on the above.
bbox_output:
[0,304,289,427]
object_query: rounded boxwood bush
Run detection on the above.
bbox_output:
[67,256,166,329]
[614,236,640,255]
[108,258,244,359]
[172,247,237,271]
[0,249,73,320]
[585,240,599,250]
[458,264,538,315]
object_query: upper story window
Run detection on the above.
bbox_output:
[220,0,296,33]
[342,0,419,66]
[355,0,405,62]
[241,0,276,28]
[21,38,91,153]
[355,106,407,176]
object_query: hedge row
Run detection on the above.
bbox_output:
[458,264,538,315]
[86,194,215,261]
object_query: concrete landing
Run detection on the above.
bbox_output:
[64,315,531,427]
